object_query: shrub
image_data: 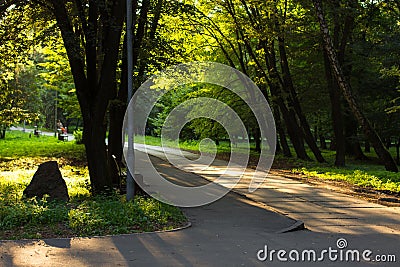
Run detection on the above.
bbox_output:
[73,130,83,144]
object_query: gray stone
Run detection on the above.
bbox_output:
[23,161,69,202]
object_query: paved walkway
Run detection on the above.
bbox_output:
[0,154,297,266]
[134,144,400,235]
[1,145,399,266]
[10,126,75,141]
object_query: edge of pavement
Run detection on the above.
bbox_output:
[0,221,193,243]
[132,146,307,234]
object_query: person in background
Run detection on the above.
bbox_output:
[56,120,63,131]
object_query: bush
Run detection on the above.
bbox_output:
[73,130,83,144]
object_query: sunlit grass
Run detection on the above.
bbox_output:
[0,131,187,240]
[290,147,400,193]
[0,130,85,159]
[294,167,400,193]
[135,135,260,156]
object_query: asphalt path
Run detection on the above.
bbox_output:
[1,144,399,266]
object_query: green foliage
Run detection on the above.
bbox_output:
[2,0,400,195]
[148,83,255,142]
[0,131,85,159]
[73,130,83,145]
[0,62,42,130]
[0,6,46,130]
[0,4,81,131]
[288,146,400,193]
[38,42,80,122]
[68,195,186,236]
[0,131,187,240]
[381,67,400,114]
[0,197,69,230]
[296,167,400,193]
[0,189,186,239]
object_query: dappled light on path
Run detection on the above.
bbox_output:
[136,144,400,235]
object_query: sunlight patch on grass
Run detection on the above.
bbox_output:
[0,131,187,240]
[295,167,400,193]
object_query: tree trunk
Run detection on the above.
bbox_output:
[276,138,282,153]
[83,116,113,193]
[274,107,292,157]
[108,35,128,186]
[319,134,327,150]
[365,141,371,153]
[277,98,309,160]
[278,36,325,163]
[253,127,261,153]
[324,51,346,166]
[269,85,309,160]
[313,126,318,142]
[108,101,126,185]
[385,138,392,149]
[344,112,368,160]
[107,0,159,187]
[313,0,398,172]
[215,139,220,146]
[322,0,356,167]
[330,138,336,151]
[263,40,310,161]
[50,0,127,193]
[396,138,400,165]
[0,125,5,139]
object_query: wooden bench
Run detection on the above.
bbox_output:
[58,134,68,141]
[33,129,42,136]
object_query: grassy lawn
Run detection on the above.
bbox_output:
[135,135,260,157]
[136,135,400,194]
[0,131,187,240]
[291,149,400,193]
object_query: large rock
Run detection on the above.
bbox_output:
[23,161,69,202]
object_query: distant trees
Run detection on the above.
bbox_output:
[0,4,80,136]
[160,0,399,171]
[148,83,256,146]
[0,5,40,138]
[163,0,326,160]
[2,0,399,190]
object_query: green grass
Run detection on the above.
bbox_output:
[136,135,400,193]
[0,130,85,159]
[294,167,400,193]
[288,147,400,193]
[0,131,187,240]
[135,135,260,156]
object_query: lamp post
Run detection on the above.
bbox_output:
[54,90,57,137]
[126,0,135,201]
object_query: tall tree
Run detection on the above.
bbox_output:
[0,4,41,138]
[44,0,126,193]
[108,0,167,185]
[312,0,398,172]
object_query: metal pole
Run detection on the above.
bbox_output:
[126,0,135,201]
[54,90,57,137]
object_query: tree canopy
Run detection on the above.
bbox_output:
[1,0,400,194]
